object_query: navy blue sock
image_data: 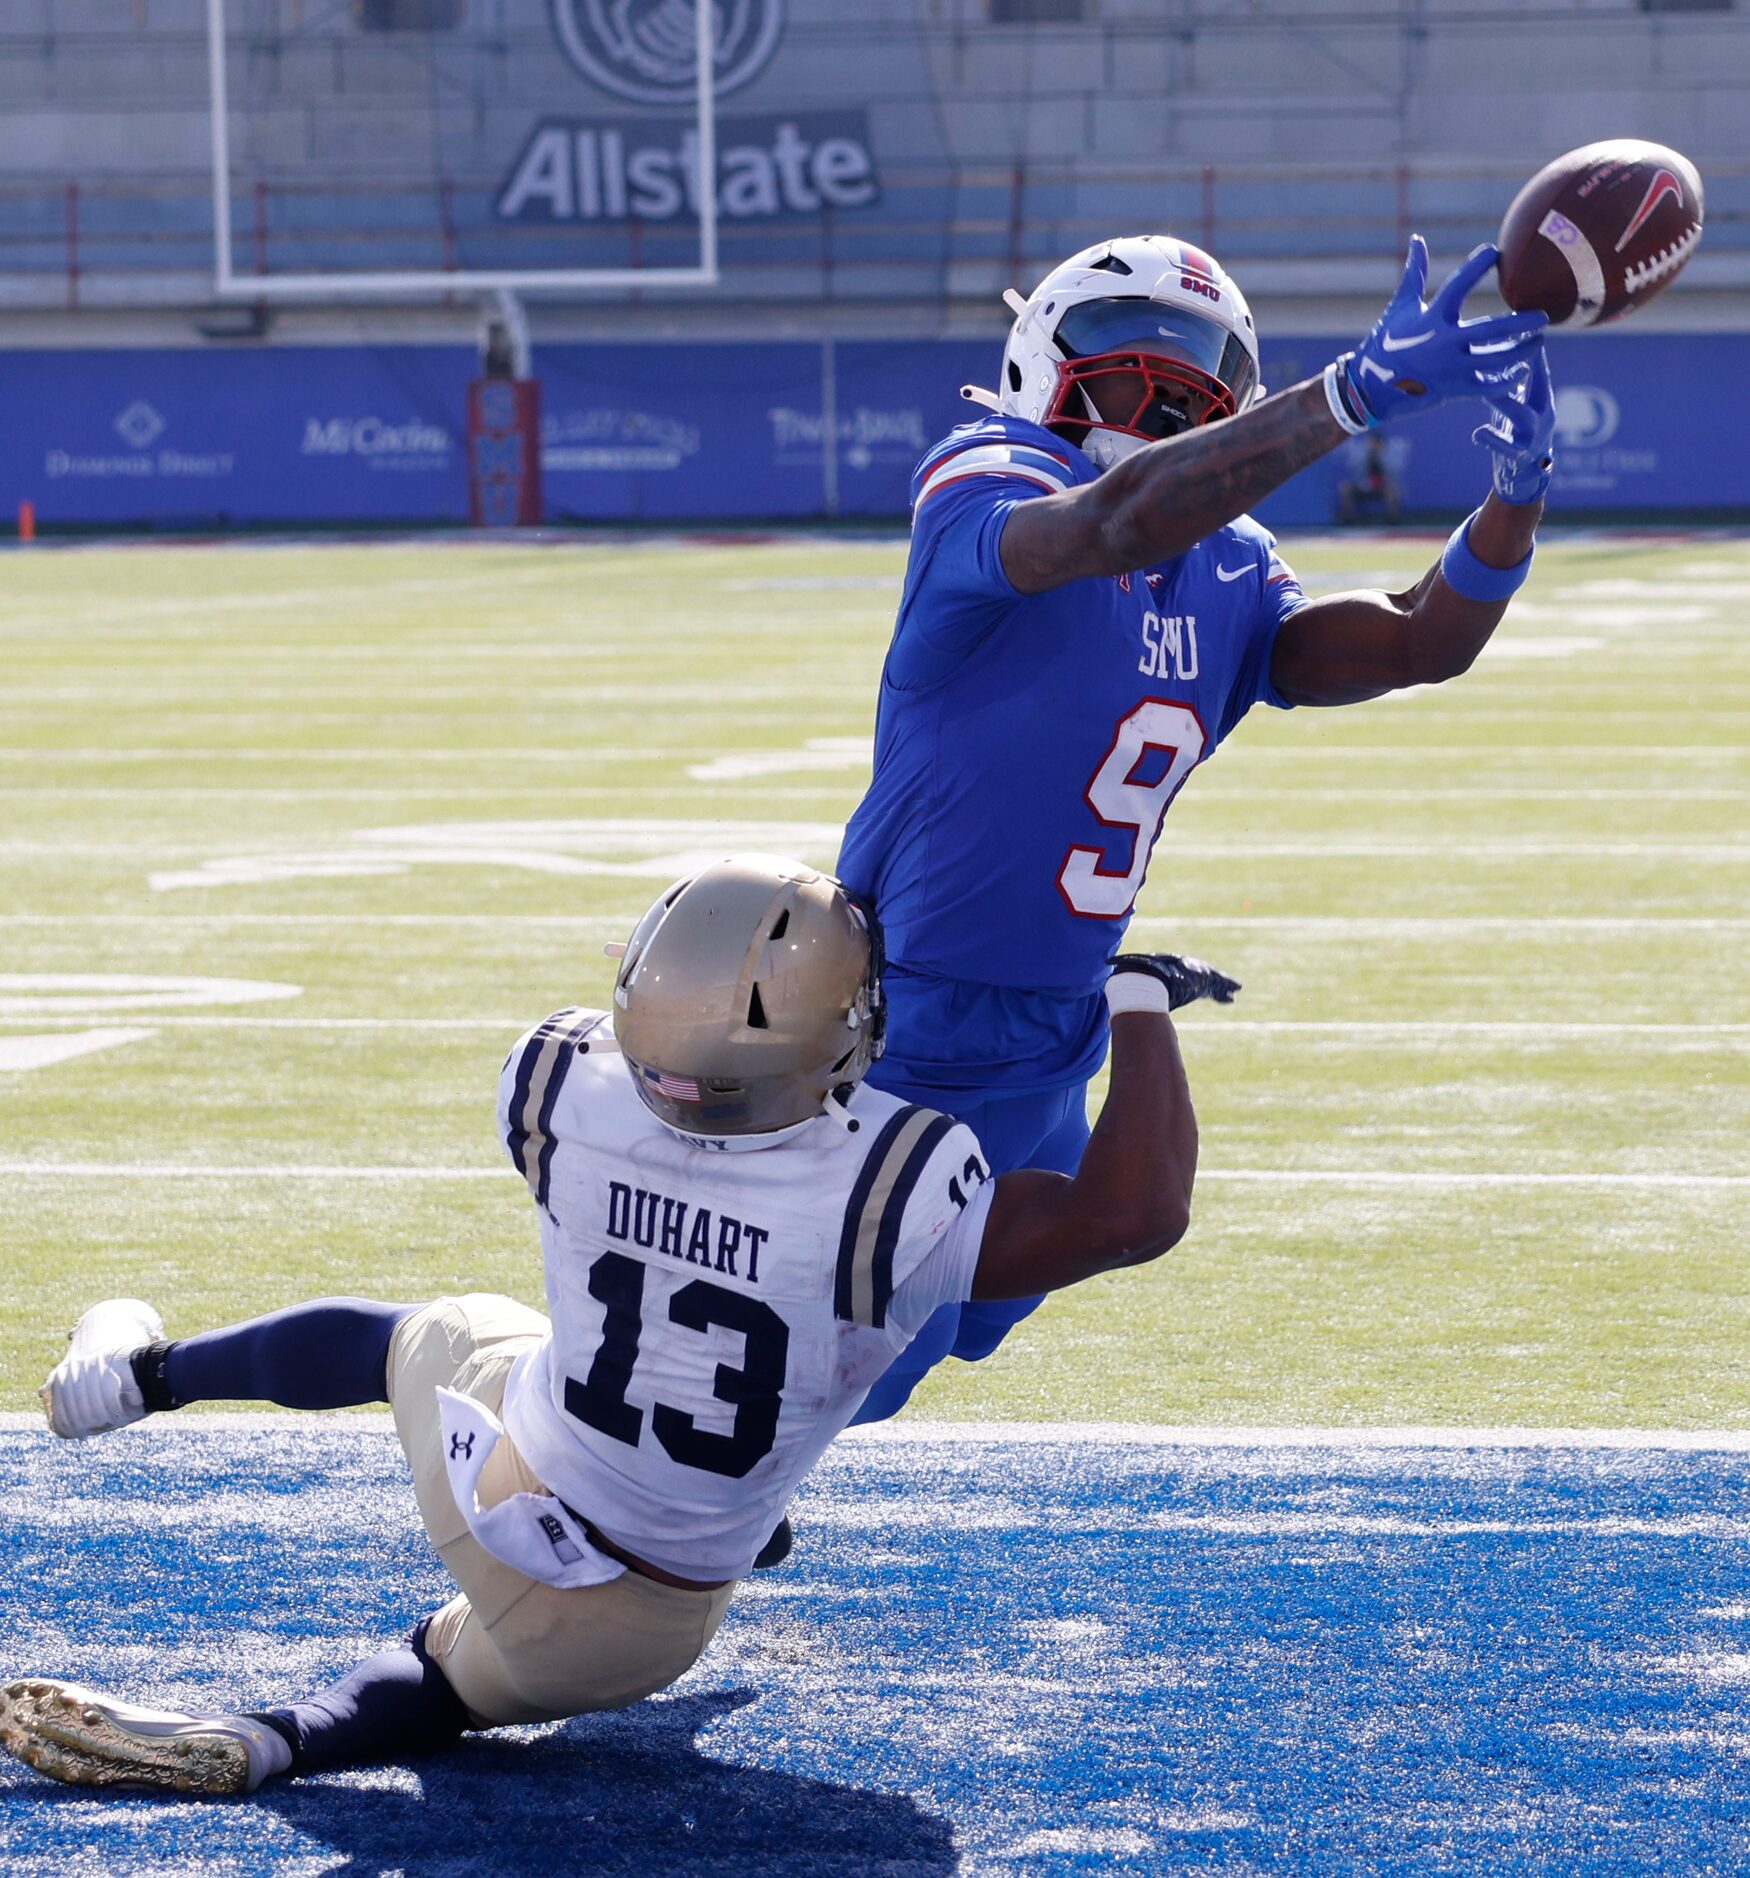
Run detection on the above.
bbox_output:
[138,1298,415,1411]
[252,1619,473,1771]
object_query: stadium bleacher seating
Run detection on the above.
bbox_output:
[0,0,1743,308]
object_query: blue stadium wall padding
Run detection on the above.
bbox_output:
[1,331,1742,529]
[0,345,473,526]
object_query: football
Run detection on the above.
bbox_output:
[1497,139,1704,327]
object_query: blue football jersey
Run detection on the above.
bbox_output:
[837,413,1304,1089]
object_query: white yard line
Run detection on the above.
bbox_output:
[0,1164,1741,1187]
[0,744,1742,765]
[2,915,1748,934]
[0,1016,1743,1040]
[2,1412,1747,1451]
[1,786,1747,803]
[6,841,1750,862]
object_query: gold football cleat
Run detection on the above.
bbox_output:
[0,1679,255,1797]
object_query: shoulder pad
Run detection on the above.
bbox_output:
[833,1103,959,1329]
[911,416,1092,511]
[503,1008,607,1209]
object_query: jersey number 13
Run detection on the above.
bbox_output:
[564,1251,790,1479]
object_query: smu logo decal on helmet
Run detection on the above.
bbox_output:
[551,0,785,106]
[1171,240,1222,302]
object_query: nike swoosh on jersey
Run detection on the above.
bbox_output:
[1380,329,1435,351]
[1215,563,1251,582]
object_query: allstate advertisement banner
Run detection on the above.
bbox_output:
[549,0,786,107]
[0,346,470,526]
[497,112,878,227]
[0,334,1744,527]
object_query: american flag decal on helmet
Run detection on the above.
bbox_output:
[643,1065,702,1103]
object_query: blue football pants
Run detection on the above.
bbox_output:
[848,1075,1091,1425]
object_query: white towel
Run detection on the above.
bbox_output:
[436,1386,627,1590]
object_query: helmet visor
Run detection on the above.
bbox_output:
[1054,300,1258,413]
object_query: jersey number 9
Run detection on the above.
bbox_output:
[1057,700,1205,920]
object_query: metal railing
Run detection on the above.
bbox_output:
[3,158,1745,310]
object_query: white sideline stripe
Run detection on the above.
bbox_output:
[0,1164,1743,1187]
[0,744,1741,764]
[11,841,1750,862]
[1,1016,1744,1042]
[2,915,1748,935]
[1203,1170,1750,1188]
[4,1412,1749,1452]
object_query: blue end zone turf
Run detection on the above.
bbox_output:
[4,1422,1749,1874]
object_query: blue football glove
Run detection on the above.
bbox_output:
[1329,237,1549,431]
[1473,345,1556,505]
[1109,953,1241,1011]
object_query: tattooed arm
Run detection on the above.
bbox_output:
[999,377,1344,594]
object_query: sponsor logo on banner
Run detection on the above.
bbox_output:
[550,0,785,105]
[768,406,926,471]
[114,401,166,449]
[497,111,877,225]
[45,404,235,481]
[1552,385,1654,494]
[301,416,454,473]
[542,408,702,473]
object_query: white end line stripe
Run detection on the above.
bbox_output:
[1,1016,1742,1039]
[0,1164,1743,1187]
[3,1412,1748,1452]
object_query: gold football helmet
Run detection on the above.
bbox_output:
[612,854,884,1138]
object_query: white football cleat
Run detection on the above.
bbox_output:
[40,1297,164,1439]
[0,1679,289,1796]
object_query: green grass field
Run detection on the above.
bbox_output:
[2,532,1746,1425]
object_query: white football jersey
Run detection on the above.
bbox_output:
[494,1008,992,1581]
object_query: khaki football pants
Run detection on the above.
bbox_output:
[387,1294,737,1727]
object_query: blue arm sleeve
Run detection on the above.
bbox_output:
[886,480,1029,692]
[1218,540,1306,741]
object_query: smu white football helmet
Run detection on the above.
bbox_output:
[987,236,1263,470]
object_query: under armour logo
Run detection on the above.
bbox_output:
[448,1432,475,1461]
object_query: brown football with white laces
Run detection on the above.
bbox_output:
[1497,140,1704,327]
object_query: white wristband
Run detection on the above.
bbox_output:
[1323,358,1370,436]
[1104,972,1174,1018]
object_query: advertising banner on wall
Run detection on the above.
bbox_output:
[1250,330,1750,529]
[0,347,471,528]
[0,333,1744,529]
[537,340,825,521]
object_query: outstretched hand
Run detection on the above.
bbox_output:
[1473,345,1556,505]
[1109,953,1241,1011]
[1333,237,1549,430]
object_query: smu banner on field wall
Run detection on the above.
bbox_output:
[0,333,1745,528]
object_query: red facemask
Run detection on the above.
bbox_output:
[1043,349,1237,447]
